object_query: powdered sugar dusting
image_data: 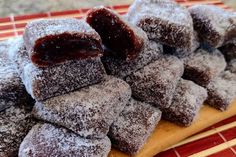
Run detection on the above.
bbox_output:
[172,31,200,58]
[0,38,30,111]
[109,98,161,155]
[128,0,192,26]
[206,71,236,111]
[23,18,101,54]
[183,48,226,86]
[0,105,36,157]
[163,79,208,126]
[126,55,184,109]
[102,40,163,78]
[33,76,131,138]
[226,59,236,73]
[9,37,106,101]
[219,39,236,62]
[19,123,111,157]
[127,0,193,49]
[189,4,236,47]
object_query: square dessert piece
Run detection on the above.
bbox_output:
[33,76,131,139]
[0,105,36,157]
[0,39,32,111]
[23,18,103,67]
[163,79,208,126]
[126,55,184,109]
[189,5,236,48]
[206,71,236,111]
[102,40,163,78]
[9,37,106,101]
[219,39,236,62]
[109,98,162,155]
[164,31,200,58]
[127,0,194,49]
[86,6,147,61]
[19,123,111,157]
[226,59,236,73]
[183,48,226,87]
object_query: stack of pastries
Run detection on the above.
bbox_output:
[0,0,236,156]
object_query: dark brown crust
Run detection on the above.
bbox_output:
[23,18,103,67]
[86,6,145,61]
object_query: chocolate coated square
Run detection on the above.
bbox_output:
[127,0,194,49]
[33,76,131,138]
[189,5,236,48]
[226,59,236,73]
[219,39,236,62]
[206,71,236,111]
[9,37,106,101]
[162,79,208,126]
[126,55,184,109]
[0,105,36,157]
[183,48,226,86]
[0,39,32,111]
[102,40,163,78]
[19,123,111,157]
[109,98,161,155]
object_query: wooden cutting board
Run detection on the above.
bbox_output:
[109,100,236,157]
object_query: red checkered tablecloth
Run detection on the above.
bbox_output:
[0,0,235,156]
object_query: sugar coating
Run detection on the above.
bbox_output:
[219,39,236,62]
[163,79,208,126]
[108,98,161,155]
[33,76,131,139]
[24,18,100,47]
[0,39,31,111]
[183,48,226,87]
[206,71,236,111]
[170,31,200,58]
[0,105,36,157]
[23,18,102,66]
[126,55,184,109]
[127,0,194,49]
[102,40,163,78]
[9,37,106,101]
[189,5,236,48]
[226,59,236,73]
[19,123,111,157]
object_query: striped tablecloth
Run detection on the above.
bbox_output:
[0,0,235,156]
[157,116,236,157]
